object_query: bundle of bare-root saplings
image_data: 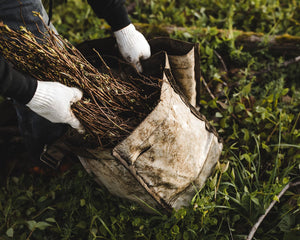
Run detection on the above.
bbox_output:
[0,22,161,147]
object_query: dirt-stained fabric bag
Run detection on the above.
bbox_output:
[60,37,223,212]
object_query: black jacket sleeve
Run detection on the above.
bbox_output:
[87,0,131,31]
[0,57,37,104]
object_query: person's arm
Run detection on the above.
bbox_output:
[87,0,151,72]
[0,57,37,104]
[0,58,84,133]
[87,0,130,31]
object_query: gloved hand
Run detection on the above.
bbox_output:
[26,81,84,133]
[114,23,151,72]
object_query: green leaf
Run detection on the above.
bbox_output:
[46,218,56,223]
[36,221,52,230]
[241,83,252,96]
[281,88,289,96]
[215,112,223,118]
[273,195,280,202]
[171,224,180,235]
[279,214,294,232]
[80,199,86,207]
[231,168,235,181]
[183,231,190,240]
[219,162,229,173]
[76,221,87,229]
[241,128,250,141]
[235,103,246,113]
[6,227,14,237]
[38,196,47,202]
[27,220,52,231]
[183,32,192,39]
[241,153,251,163]
[27,220,37,231]
[251,197,260,206]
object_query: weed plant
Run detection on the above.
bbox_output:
[0,0,299,239]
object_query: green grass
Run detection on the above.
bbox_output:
[1,0,299,239]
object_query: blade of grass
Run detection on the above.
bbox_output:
[252,134,261,186]
[90,215,116,240]
[269,109,282,186]
[134,196,163,216]
[270,143,300,149]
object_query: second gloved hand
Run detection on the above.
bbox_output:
[114,23,151,72]
[26,81,84,133]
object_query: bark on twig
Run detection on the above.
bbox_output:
[213,50,228,84]
[247,181,300,240]
[201,76,227,110]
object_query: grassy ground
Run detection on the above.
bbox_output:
[1,0,299,239]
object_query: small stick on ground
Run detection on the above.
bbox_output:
[247,181,300,240]
[201,76,227,110]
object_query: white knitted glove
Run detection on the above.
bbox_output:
[114,23,151,72]
[26,81,84,133]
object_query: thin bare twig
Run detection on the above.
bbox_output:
[201,76,228,110]
[201,76,216,100]
[213,50,228,86]
[227,218,234,240]
[247,181,300,240]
